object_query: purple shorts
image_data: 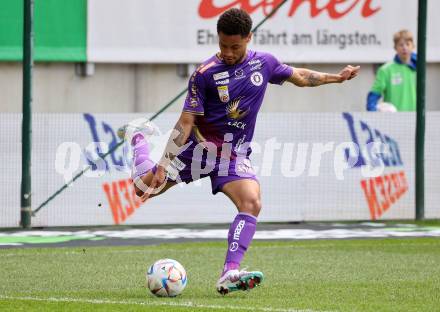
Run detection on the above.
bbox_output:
[152,142,257,195]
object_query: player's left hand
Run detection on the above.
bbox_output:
[338,65,360,82]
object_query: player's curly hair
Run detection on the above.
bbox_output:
[217,8,252,37]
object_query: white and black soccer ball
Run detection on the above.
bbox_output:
[146,259,187,297]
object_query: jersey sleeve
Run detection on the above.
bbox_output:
[370,65,387,95]
[266,53,293,85]
[183,70,207,115]
[366,91,381,111]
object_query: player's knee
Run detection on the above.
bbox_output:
[241,197,261,217]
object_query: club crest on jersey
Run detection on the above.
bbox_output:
[213,71,229,81]
[250,71,264,86]
[217,85,230,103]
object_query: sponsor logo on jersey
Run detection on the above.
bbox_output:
[217,85,230,103]
[227,120,246,129]
[248,59,261,65]
[226,97,249,120]
[215,78,229,85]
[250,64,262,71]
[250,71,264,86]
[213,71,229,81]
[234,68,246,80]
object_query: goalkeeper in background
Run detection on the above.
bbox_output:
[367,30,417,112]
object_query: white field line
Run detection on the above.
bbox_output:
[0,295,332,312]
[1,228,440,242]
[0,241,437,257]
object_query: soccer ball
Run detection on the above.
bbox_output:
[146,259,187,297]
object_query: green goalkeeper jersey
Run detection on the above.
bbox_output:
[370,54,416,111]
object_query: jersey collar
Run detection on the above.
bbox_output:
[216,50,253,66]
[394,52,417,71]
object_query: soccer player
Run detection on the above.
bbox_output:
[123,8,359,295]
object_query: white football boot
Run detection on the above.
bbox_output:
[117,118,155,143]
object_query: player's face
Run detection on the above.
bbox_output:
[395,39,414,63]
[218,32,252,65]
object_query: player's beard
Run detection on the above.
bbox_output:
[225,51,247,66]
[235,52,247,65]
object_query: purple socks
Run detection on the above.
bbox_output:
[132,133,155,180]
[223,213,257,274]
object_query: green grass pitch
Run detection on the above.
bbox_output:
[1,238,439,311]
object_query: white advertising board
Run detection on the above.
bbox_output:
[1,112,439,228]
[88,0,440,63]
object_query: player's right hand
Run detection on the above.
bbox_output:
[338,65,360,82]
[141,166,167,201]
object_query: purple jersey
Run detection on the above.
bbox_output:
[183,50,293,157]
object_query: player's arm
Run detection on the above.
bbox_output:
[286,65,360,87]
[366,66,386,111]
[146,112,195,195]
[158,112,195,171]
[145,65,206,196]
